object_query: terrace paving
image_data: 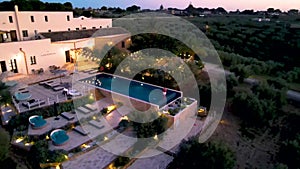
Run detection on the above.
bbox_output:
[127,149,174,169]
[49,108,126,152]
[5,63,74,88]
[62,146,116,169]
[49,130,91,152]
[62,131,136,169]
[81,120,113,138]
[49,113,122,152]
[4,63,99,111]
[101,132,137,155]
[104,110,123,129]
[115,105,133,116]
[95,97,114,108]
[28,115,78,136]
[157,117,202,155]
[12,74,97,113]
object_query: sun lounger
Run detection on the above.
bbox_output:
[45,82,60,88]
[53,86,64,91]
[60,112,75,121]
[73,126,89,136]
[22,99,46,108]
[18,88,29,92]
[39,80,53,86]
[88,70,98,74]
[76,106,90,114]
[83,104,97,111]
[89,120,104,129]
[82,69,93,73]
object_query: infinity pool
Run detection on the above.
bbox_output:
[80,73,182,108]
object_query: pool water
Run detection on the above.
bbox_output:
[80,73,182,108]
[29,115,47,128]
[50,129,69,145]
[14,92,31,101]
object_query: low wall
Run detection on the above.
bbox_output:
[167,99,198,128]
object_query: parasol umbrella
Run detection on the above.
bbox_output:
[53,101,59,118]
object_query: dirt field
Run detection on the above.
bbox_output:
[208,109,280,169]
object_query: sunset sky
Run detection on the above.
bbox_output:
[38,0,299,11]
[0,0,298,11]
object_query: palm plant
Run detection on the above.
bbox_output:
[0,82,12,106]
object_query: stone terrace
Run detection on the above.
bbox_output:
[62,146,116,169]
[127,149,174,169]
[62,132,137,169]
[28,115,78,136]
[49,130,91,152]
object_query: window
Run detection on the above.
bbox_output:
[9,16,13,23]
[44,16,48,22]
[67,15,70,21]
[99,26,102,28]
[75,28,79,31]
[31,16,35,22]
[34,30,39,39]
[9,59,18,73]
[68,28,71,31]
[82,27,86,30]
[92,27,96,29]
[22,30,28,37]
[30,56,36,65]
[48,30,51,32]
[121,41,125,48]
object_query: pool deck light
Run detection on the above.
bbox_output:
[121,115,129,121]
[107,105,116,113]
[15,137,24,143]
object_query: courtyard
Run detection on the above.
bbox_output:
[4,63,204,169]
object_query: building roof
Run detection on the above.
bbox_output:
[39,27,130,42]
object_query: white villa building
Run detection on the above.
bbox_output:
[0,5,130,75]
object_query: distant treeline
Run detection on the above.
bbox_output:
[0,0,73,11]
[187,16,300,70]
